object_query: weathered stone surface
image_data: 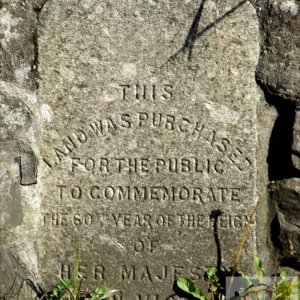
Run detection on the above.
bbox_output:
[0,152,23,229]
[271,179,300,257]
[0,94,31,142]
[0,3,41,297]
[253,0,300,270]
[0,249,23,295]
[0,1,36,89]
[6,0,300,298]
[255,0,300,101]
[35,0,261,298]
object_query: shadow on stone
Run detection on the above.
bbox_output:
[170,209,240,299]
[210,209,223,272]
[263,90,300,180]
[0,249,29,299]
[183,0,207,60]
[161,0,248,68]
[270,215,283,251]
[269,180,300,271]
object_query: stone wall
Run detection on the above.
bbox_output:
[0,0,299,299]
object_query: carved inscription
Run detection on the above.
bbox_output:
[70,157,225,175]
[58,262,206,299]
[41,107,254,298]
[119,84,173,101]
[56,185,244,203]
[42,112,252,172]
[37,0,261,298]
[42,212,254,229]
[59,263,203,283]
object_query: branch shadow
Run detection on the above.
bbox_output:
[160,0,247,69]
[183,0,207,60]
[167,210,241,299]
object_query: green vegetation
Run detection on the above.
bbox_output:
[2,185,300,299]
[46,255,118,300]
[0,255,118,300]
[176,185,300,300]
[177,255,300,300]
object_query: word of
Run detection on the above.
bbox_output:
[133,238,159,253]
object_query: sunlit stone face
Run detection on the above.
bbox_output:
[37,1,260,298]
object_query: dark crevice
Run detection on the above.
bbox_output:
[270,215,282,250]
[31,23,39,89]
[257,81,300,181]
[280,256,300,271]
[33,0,49,16]
[31,0,49,90]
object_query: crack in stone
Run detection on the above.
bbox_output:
[31,0,49,90]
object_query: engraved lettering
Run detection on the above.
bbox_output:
[76,129,87,143]
[43,157,53,168]
[162,84,173,100]
[43,113,251,172]
[53,184,246,205]
[155,266,168,281]
[42,212,254,230]
[54,147,67,161]
[100,158,109,173]
[152,113,163,127]
[57,185,66,200]
[78,265,87,279]
[60,264,71,279]
[121,265,135,280]
[120,84,130,100]
[138,113,148,127]
[140,266,152,282]
[71,186,82,199]
[179,118,191,132]
[104,186,115,200]
[120,113,132,128]
[94,265,105,280]
[71,157,80,172]
[216,138,230,152]
[84,158,95,173]
[190,266,202,280]
[63,136,77,152]
[133,239,159,253]
[89,120,104,136]
[90,185,100,199]
[173,266,184,280]
[228,147,252,171]
[107,117,117,133]
[165,115,175,130]
[120,84,173,102]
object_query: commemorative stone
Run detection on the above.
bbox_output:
[2,0,262,299]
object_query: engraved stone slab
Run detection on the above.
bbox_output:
[37,0,260,298]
